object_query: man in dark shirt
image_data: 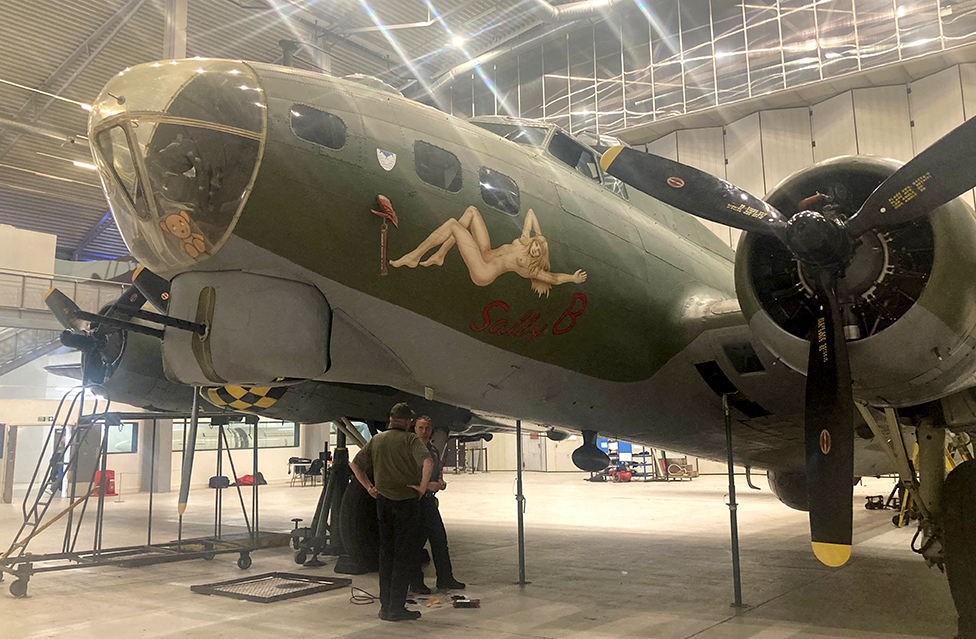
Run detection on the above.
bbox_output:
[410,415,465,594]
[350,403,432,621]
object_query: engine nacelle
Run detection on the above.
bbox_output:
[735,156,976,407]
[94,331,195,411]
[163,270,331,386]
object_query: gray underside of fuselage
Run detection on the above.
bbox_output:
[176,235,893,474]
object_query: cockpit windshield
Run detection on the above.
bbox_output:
[469,121,549,147]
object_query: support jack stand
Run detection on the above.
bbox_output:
[723,395,747,610]
[291,430,351,568]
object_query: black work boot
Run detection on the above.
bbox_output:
[437,578,466,590]
[386,608,421,622]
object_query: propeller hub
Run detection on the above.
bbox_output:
[835,231,886,300]
[785,211,853,269]
[797,230,888,304]
[59,330,97,352]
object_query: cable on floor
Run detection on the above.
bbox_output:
[350,586,378,605]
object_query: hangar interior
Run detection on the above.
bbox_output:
[1,0,975,638]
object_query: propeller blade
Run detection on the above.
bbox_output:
[600,146,790,237]
[178,406,199,516]
[45,288,86,332]
[44,364,85,381]
[846,116,976,237]
[804,270,855,567]
[132,266,170,313]
[112,285,147,314]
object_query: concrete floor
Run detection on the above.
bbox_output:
[0,472,960,638]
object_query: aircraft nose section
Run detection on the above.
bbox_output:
[89,59,267,272]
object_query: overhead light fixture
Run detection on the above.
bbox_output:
[452,35,464,47]
[36,151,99,170]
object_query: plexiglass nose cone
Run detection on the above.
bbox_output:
[89,59,267,272]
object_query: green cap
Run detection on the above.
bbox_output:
[390,402,415,419]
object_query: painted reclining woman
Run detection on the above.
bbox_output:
[390,206,587,297]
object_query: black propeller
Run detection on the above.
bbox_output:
[45,285,148,385]
[601,116,976,566]
[132,265,171,313]
[804,270,855,567]
[845,116,976,238]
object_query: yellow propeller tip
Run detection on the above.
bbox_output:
[600,145,625,172]
[132,265,144,282]
[178,502,187,516]
[812,541,851,567]
[45,288,57,299]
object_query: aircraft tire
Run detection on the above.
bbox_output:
[337,480,379,573]
[943,460,976,639]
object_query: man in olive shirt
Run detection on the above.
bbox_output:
[350,403,433,622]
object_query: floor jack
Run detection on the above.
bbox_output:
[290,431,350,567]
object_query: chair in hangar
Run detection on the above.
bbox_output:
[304,458,325,487]
[288,457,312,486]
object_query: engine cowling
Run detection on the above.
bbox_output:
[735,156,976,407]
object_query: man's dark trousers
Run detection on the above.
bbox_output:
[417,494,453,582]
[376,495,423,613]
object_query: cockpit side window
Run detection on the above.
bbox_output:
[603,173,629,200]
[469,121,548,147]
[479,167,520,216]
[549,132,600,181]
[95,126,150,220]
[290,104,346,149]
[414,141,463,192]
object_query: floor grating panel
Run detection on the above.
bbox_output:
[190,572,352,603]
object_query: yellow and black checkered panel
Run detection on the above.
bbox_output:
[202,385,288,412]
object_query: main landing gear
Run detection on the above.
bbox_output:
[857,406,976,639]
[944,461,976,639]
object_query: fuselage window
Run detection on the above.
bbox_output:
[549,132,600,181]
[414,140,463,192]
[290,104,346,149]
[603,174,629,200]
[479,167,520,216]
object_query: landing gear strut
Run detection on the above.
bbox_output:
[856,405,976,638]
[291,428,352,569]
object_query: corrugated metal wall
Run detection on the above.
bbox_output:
[637,63,976,248]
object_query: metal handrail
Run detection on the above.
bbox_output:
[0,269,127,317]
[0,328,61,362]
[0,267,132,284]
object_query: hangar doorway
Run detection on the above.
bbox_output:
[520,433,546,471]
